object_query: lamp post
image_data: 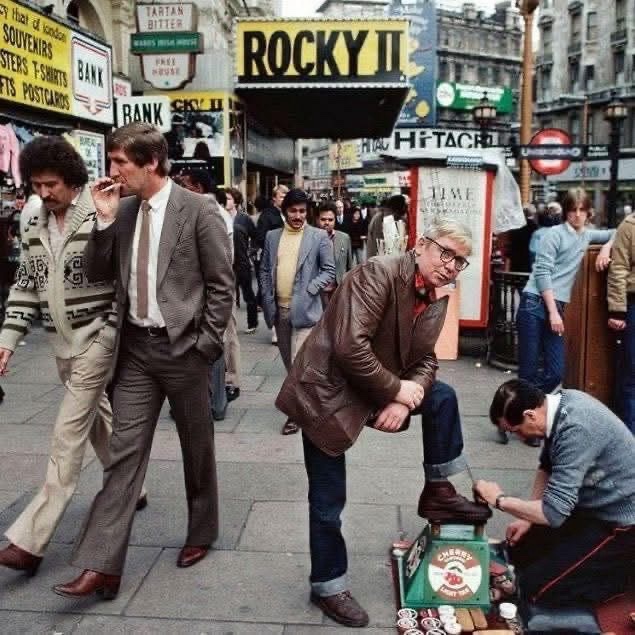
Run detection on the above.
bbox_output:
[472,92,498,148]
[604,92,628,228]
[517,0,540,204]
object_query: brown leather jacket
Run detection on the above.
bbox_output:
[275,250,448,456]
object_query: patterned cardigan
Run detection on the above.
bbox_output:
[0,187,117,359]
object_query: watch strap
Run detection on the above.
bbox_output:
[495,493,507,510]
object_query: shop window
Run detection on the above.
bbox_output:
[454,63,463,82]
[615,0,626,31]
[569,60,580,92]
[542,25,552,54]
[570,12,582,43]
[614,50,625,84]
[570,113,580,143]
[478,66,488,85]
[586,11,597,41]
[584,65,595,92]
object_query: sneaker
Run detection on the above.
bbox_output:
[310,591,369,627]
[244,327,257,334]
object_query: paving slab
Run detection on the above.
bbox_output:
[284,628,392,634]
[216,433,303,464]
[74,615,284,634]
[0,610,82,634]
[239,501,400,555]
[0,454,52,491]
[125,550,324,624]
[0,398,53,424]
[0,543,160,615]
[234,407,287,433]
[0,491,25,514]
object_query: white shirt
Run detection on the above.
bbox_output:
[48,192,80,262]
[545,393,562,439]
[128,179,172,327]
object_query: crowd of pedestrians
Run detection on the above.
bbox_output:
[0,125,632,628]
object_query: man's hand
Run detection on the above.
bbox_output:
[608,318,627,331]
[595,245,612,271]
[373,402,409,432]
[473,479,503,507]
[506,519,532,546]
[549,311,564,336]
[395,380,425,410]
[0,348,13,375]
[91,177,122,224]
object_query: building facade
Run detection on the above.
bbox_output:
[536,0,635,213]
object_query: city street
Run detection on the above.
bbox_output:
[0,308,542,634]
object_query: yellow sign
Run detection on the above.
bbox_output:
[0,0,72,114]
[165,90,228,112]
[328,140,361,171]
[236,19,408,85]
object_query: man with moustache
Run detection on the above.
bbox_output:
[316,202,352,304]
[0,136,146,577]
[54,123,233,600]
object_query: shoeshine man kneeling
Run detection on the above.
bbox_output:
[276,219,491,628]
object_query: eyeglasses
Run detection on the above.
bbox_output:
[425,237,470,271]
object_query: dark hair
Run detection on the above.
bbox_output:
[384,194,408,217]
[215,188,227,206]
[489,379,546,427]
[318,201,337,215]
[183,168,215,194]
[281,188,309,213]
[254,195,268,212]
[19,136,88,188]
[107,122,170,176]
[226,187,243,207]
[193,141,212,161]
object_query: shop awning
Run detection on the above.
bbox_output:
[234,18,410,139]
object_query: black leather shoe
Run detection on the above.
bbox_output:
[418,480,492,524]
[311,591,369,627]
[135,494,148,511]
[225,386,240,402]
[212,406,227,421]
[525,436,541,447]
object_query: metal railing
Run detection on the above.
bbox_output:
[487,270,530,370]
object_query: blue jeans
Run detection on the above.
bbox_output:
[302,380,466,596]
[517,292,566,393]
[617,300,635,433]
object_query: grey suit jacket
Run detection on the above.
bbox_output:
[259,224,335,329]
[84,182,234,361]
[333,230,353,285]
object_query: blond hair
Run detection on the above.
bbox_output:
[272,184,289,197]
[426,218,473,256]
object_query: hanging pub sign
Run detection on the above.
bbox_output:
[235,19,408,85]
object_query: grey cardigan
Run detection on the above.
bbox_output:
[539,389,635,528]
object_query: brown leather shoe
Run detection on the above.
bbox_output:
[177,544,209,568]
[311,591,369,627]
[281,419,299,435]
[418,480,492,524]
[53,570,120,600]
[0,543,42,576]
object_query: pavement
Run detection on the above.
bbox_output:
[0,309,542,634]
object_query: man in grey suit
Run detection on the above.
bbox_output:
[54,123,234,600]
[260,189,335,435]
[316,202,353,305]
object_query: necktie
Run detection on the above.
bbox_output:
[136,200,151,320]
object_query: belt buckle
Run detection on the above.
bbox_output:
[147,326,162,337]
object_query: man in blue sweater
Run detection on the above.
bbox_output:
[476,379,634,607]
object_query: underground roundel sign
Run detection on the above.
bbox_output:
[428,545,482,601]
[528,128,572,176]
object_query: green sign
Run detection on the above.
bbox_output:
[436,82,513,114]
[131,31,203,55]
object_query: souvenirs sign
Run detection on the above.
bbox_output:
[235,19,408,85]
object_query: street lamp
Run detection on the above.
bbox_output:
[517,0,540,204]
[604,91,628,228]
[472,92,497,148]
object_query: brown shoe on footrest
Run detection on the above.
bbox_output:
[0,543,42,576]
[311,591,369,627]
[418,480,492,524]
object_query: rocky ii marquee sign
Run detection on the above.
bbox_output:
[235,19,408,86]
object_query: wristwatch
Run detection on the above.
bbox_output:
[495,493,507,510]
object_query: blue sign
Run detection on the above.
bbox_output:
[388,0,437,127]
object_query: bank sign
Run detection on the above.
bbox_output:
[235,19,408,85]
[0,0,112,123]
[436,82,513,115]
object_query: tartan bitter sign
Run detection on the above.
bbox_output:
[131,32,203,55]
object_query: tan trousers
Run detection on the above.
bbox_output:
[276,307,313,372]
[224,305,241,388]
[6,338,115,557]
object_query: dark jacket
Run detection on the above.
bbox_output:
[255,205,284,250]
[233,211,257,280]
[276,251,448,456]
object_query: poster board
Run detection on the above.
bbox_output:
[409,165,493,327]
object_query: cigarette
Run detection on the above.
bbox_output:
[99,183,118,193]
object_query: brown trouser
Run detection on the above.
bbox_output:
[71,323,217,576]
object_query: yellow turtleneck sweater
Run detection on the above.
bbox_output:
[276,223,305,308]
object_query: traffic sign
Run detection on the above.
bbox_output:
[115,96,172,133]
[131,31,203,55]
[527,128,572,176]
